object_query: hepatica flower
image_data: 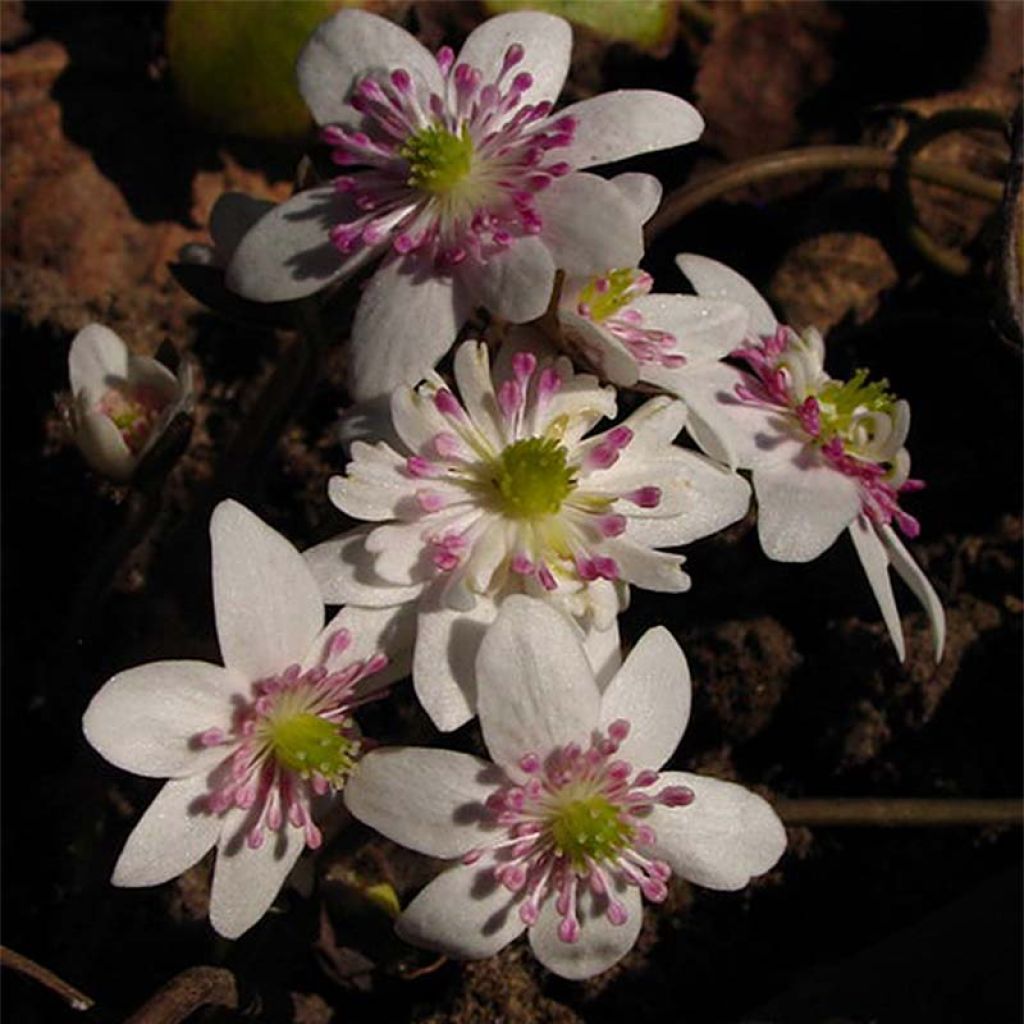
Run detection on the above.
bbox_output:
[227,10,704,400]
[675,254,945,661]
[306,338,750,731]
[68,324,193,482]
[82,501,409,938]
[345,597,786,980]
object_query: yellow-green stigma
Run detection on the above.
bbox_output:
[400,124,475,195]
[269,712,359,786]
[577,268,644,322]
[549,795,632,870]
[489,437,575,520]
[816,369,897,438]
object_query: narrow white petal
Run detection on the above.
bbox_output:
[455,236,554,323]
[599,627,690,771]
[69,323,128,400]
[111,775,221,887]
[529,883,643,980]
[675,254,778,337]
[455,12,571,109]
[609,172,663,225]
[297,9,444,128]
[581,617,622,691]
[390,383,454,457]
[648,772,786,890]
[879,524,946,661]
[327,442,419,521]
[73,407,136,481]
[557,310,640,388]
[754,457,862,562]
[477,596,600,773]
[629,294,749,365]
[848,516,905,661]
[209,192,276,264]
[558,91,704,170]
[83,661,243,779]
[209,820,306,938]
[397,863,527,959]
[366,520,436,585]
[599,539,690,592]
[211,500,323,680]
[345,747,499,858]
[453,341,504,452]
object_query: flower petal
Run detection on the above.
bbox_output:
[476,596,600,772]
[558,91,704,170]
[848,516,905,661]
[305,527,425,607]
[557,310,640,388]
[453,340,505,451]
[328,442,421,522]
[598,538,690,592]
[209,192,276,264]
[413,586,499,732]
[397,862,527,959]
[675,254,778,337]
[209,818,306,939]
[753,455,862,562]
[226,185,377,302]
[456,11,572,108]
[69,323,129,400]
[609,172,662,225]
[535,173,643,277]
[349,256,467,402]
[111,775,221,886]
[72,405,136,481]
[211,500,324,680]
[879,524,946,661]
[629,294,749,366]
[297,9,444,128]
[599,627,690,771]
[529,883,643,980]
[83,661,243,779]
[455,235,555,323]
[647,772,786,890]
[345,747,499,858]
[581,618,622,691]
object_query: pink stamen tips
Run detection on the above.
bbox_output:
[797,396,821,437]
[607,426,634,450]
[598,514,627,538]
[519,752,542,774]
[608,719,630,744]
[628,486,662,509]
[433,431,463,459]
[328,629,352,659]
[606,899,629,926]
[502,43,525,72]
[512,351,537,382]
[585,442,620,471]
[498,379,524,419]
[658,785,695,807]
[537,564,557,591]
[406,455,439,478]
[393,232,415,254]
[198,728,226,747]
[433,389,464,419]
[363,653,390,677]
[537,366,562,403]
[247,827,265,850]
[390,68,411,93]
[511,553,534,575]
[634,769,659,788]
[595,277,611,294]
[511,71,533,95]
[436,45,454,75]
[558,916,581,944]
[415,489,446,513]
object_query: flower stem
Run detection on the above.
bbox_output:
[0,946,94,1012]
[123,967,238,1024]
[775,797,1022,828]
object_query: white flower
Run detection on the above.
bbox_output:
[306,337,750,731]
[675,254,946,661]
[344,597,786,980]
[226,9,704,400]
[82,500,411,938]
[68,324,193,482]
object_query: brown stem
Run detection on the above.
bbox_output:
[122,966,238,1024]
[646,146,1004,242]
[0,945,94,1012]
[776,798,1022,828]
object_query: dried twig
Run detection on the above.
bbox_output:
[123,966,238,1024]
[0,945,94,1012]
[776,798,1022,828]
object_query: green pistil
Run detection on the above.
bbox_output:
[816,369,896,437]
[577,268,641,322]
[550,796,631,870]
[488,437,575,520]
[269,712,359,785]
[400,124,475,195]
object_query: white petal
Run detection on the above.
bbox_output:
[209,819,306,938]
[455,236,554,323]
[476,596,600,772]
[453,340,504,452]
[297,9,444,128]
[390,382,454,456]
[648,772,786,890]
[69,323,128,400]
[83,661,243,779]
[456,12,571,109]
[599,627,690,771]
[629,294,749,365]
[529,883,643,980]
[112,775,221,887]
[211,500,323,680]
[328,443,420,522]
[599,538,690,592]
[848,516,905,661]
[753,456,862,562]
[397,862,527,959]
[413,587,499,732]
[226,186,375,302]
[73,406,136,481]
[557,310,640,388]
[879,524,946,661]
[558,91,704,170]
[609,172,662,225]
[126,356,181,405]
[675,254,778,337]
[345,747,499,858]
[581,618,622,690]
[535,173,643,277]
[305,527,425,607]
[349,257,466,402]
[209,192,276,264]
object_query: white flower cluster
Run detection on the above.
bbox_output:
[78,10,945,980]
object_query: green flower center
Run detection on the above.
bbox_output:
[268,712,359,785]
[549,795,632,869]
[577,268,643,322]
[488,437,575,520]
[816,368,896,439]
[400,124,475,195]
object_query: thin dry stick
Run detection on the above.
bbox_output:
[776,798,1022,828]
[123,966,238,1024]
[646,145,1004,242]
[0,945,94,1012]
